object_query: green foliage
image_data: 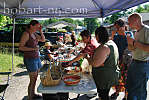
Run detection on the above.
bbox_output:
[104,11,128,24]
[74,19,84,26]
[58,29,67,32]
[135,4,149,13]
[104,4,149,25]
[48,18,59,24]
[15,18,32,24]
[5,16,12,24]
[79,58,84,65]
[41,18,59,26]
[0,15,7,29]
[135,6,144,13]
[143,5,149,12]
[84,18,99,34]
[60,18,75,24]
[42,19,50,26]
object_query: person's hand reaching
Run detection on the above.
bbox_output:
[127,36,136,50]
[68,61,73,66]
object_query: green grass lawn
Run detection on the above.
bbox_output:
[0,53,23,72]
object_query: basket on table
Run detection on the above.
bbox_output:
[40,62,62,87]
[63,75,81,85]
[64,66,82,75]
[61,62,82,75]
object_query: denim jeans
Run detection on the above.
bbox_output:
[126,61,149,100]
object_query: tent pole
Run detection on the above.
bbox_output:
[100,8,104,25]
[101,17,104,25]
[12,16,16,73]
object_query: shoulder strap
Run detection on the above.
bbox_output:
[105,42,119,68]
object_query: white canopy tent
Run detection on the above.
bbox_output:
[0,0,149,18]
[0,0,148,72]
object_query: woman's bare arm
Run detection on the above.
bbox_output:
[87,45,110,67]
[35,31,45,42]
[35,24,45,42]
[19,32,38,51]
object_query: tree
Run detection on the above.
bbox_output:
[143,5,149,12]
[104,11,128,24]
[74,19,84,26]
[135,4,149,13]
[15,18,32,24]
[48,18,59,24]
[0,15,8,29]
[104,3,149,25]
[40,18,59,26]
[60,18,75,24]
[135,5,144,13]
[84,18,99,34]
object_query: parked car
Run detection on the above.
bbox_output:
[43,32,65,44]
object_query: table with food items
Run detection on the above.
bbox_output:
[37,45,97,100]
[38,73,97,98]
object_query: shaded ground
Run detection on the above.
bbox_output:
[1,67,148,100]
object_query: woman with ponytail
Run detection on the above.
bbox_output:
[19,20,45,100]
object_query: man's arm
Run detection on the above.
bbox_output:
[127,36,149,52]
[134,41,149,52]
[128,44,136,51]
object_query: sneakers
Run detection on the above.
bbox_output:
[110,92,119,100]
[122,98,127,100]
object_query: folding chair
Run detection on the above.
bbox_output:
[0,72,11,100]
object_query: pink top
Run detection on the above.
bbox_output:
[81,40,96,57]
[24,32,39,59]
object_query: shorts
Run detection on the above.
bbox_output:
[24,58,42,72]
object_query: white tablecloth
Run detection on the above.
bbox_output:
[37,74,97,94]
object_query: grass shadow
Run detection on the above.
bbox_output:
[16,64,26,69]
[22,95,42,100]
[13,71,28,76]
